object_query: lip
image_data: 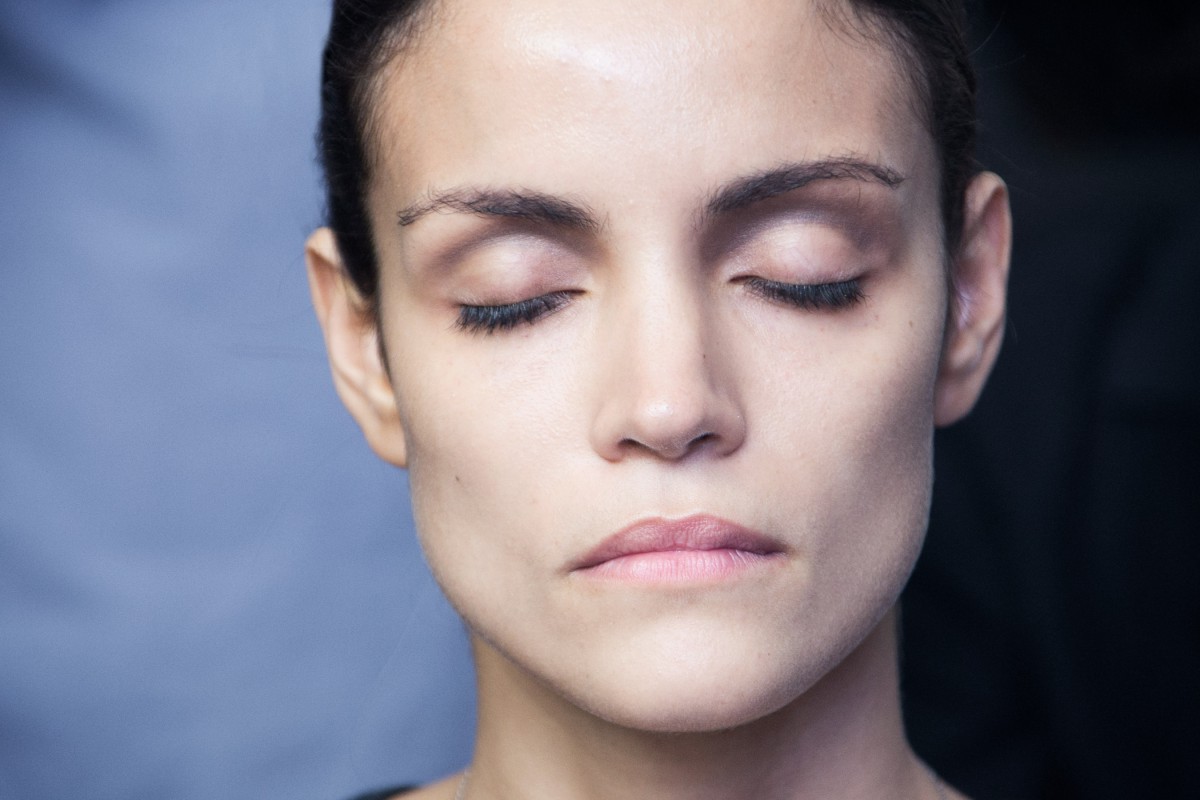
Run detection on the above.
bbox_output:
[570,514,785,583]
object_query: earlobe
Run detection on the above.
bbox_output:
[305,227,408,467]
[934,171,1012,427]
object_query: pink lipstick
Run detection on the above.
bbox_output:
[571,514,784,583]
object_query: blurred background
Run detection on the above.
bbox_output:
[1,1,1196,798]
[902,1,1200,797]
[0,3,474,798]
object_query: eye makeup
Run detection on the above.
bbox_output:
[739,277,865,311]
[437,207,880,336]
[736,220,866,280]
[702,180,905,271]
[400,223,588,323]
[456,290,577,333]
[398,171,907,338]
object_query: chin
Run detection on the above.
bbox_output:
[552,622,844,735]
[585,687,802,735]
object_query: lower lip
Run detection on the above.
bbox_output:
[576,548,781,583]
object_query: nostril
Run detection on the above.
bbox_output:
[618,430,719,460]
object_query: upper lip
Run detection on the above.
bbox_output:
[571,514,784,571]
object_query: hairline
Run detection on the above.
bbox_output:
[355,0,944,192]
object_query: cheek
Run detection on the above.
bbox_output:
[394,326,585,596]
[822,356,938,582]
[840,336,942,589]
[748,284,945,574]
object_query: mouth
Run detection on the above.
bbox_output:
[570,514,785,583]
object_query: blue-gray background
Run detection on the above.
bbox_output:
[0,3,473,798]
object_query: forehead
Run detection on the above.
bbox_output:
[371,0,931,209]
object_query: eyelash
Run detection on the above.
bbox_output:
[457,291,574,333]
[456,278,863,335]
[742,277,865,310]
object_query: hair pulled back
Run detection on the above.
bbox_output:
[317,0,977,306]
[318,0,429,303]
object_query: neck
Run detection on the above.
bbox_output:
[465,609,934,800]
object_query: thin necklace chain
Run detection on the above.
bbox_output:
[454,764,948,800]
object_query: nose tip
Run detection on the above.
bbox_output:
[592,364,746,463]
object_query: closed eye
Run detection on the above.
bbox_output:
[456,290,576,334]
[741,277,865,311]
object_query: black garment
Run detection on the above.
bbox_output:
[347,787,413,800]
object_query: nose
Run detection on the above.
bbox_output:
[589,288,746,462]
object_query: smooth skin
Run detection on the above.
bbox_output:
[307,0,1010,797]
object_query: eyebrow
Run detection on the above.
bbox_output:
[397,188,600,232]
[703,157,905,219]
[395,156,904,231]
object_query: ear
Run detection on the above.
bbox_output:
[934,171,1012,427]
[305,227,408,467]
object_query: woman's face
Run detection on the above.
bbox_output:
[321,0,1000,732]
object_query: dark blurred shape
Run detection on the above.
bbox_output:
[998,0,1200,141]
[902,2,1200,797]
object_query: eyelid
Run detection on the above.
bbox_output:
[720,214,873,293]
[703,190,897,268]
[411,219,598,282]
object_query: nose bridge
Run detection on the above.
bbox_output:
[590,263,744,461]
[627,279,708,399]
